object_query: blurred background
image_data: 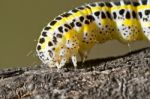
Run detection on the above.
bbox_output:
[0,0,149,69]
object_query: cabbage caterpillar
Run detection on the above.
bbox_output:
[36,0,150,68]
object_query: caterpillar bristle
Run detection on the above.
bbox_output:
[36,0,150,68]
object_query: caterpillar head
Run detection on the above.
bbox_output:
[36,37,65,68]
[36,29,79,68]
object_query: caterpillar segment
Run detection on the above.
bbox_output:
[36,0,150,68]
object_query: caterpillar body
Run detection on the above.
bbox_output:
[36,0,150,68]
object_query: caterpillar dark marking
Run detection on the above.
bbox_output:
[36,0,150,68]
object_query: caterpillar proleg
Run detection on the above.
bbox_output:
[36,0,150,68]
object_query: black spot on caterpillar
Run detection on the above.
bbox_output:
[36,0,150,68]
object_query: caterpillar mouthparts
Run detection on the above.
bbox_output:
[36,0,150,68]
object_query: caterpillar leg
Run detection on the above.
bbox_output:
[127,43,132,53]
[71,55,77,67]
[55,62,60,69]
[57,58,67,69]
[79,51,88,63]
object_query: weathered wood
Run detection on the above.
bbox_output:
[0,48,150,99]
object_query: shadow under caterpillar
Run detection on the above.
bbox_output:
[36,0,150,68]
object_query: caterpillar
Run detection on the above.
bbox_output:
[36,0,150,68]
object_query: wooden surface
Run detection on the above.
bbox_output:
[0,48,150,99]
